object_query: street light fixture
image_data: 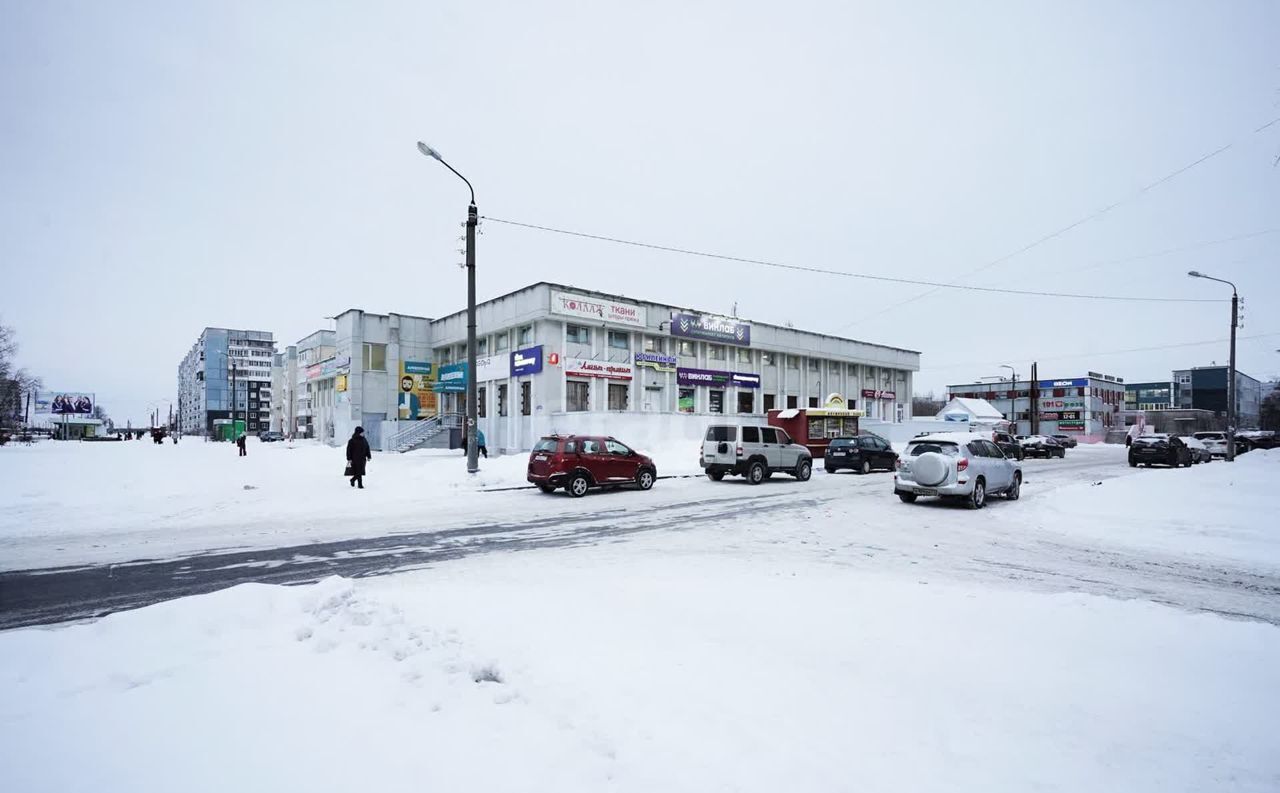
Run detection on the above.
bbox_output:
[1187,270,1238,461]
[418,141,479,474]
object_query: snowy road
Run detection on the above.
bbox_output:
[4,446,1278,630]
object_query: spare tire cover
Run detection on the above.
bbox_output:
[912,452,950,487]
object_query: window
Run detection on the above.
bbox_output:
[709,345,726,360]
[580,438,601,454]
[788,356,801,370]
[786,395,798,408]
[521,381,531,416]
[566,325,591,344]
[518,325,533,345]
[705,426,736,441]
[495,333,509,352]
[567,381,590,411]
[809,359,820,372]
[606,439,632,456]
[808,396,819,407]
[776,429,792,445]
[737,391,754,413]
[763,394,776,411]
[761,351,774,366]
[829,361,840,372]
[1053,388,1066,398]
[564,440,577,453]
[478,387,487,418]
[678,388,695,413]
[477,338,488,355]
[761,427,778,444]
[709,389,724,414]
[498,384,508,417]
[742,426,760,443]
[361,343,386,371]
[737,348,751,364]
[608,331,629,350]
[644,337,664,353]
[608,383,629,411]
[679,340,696,357]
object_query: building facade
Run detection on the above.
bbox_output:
[296,283,920,452]
[177,328,276,436]
[1172,366,1262,429]
[1124,381,1179,412]
[947,371,1127,439]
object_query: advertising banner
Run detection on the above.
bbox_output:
[550,291,647,328]
[511,346,544,377]
[1038,378,1088,389]
[731,372,761,388]
[37,392,94,415]
[1056,421,1085,431]
[861,389,896,400]
[1040,398,1085,410]
[669,313,751,346]
[433,362,468,393]
[398,361,437,418]
[565,358,634,380]
[476,352,512,382]
[634,352,677,373]
[676,368,760,388]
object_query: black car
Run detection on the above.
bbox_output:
[258,431,284,442]
[1051,434,1078,449]
[824,435,898,474]
[1018,435,1066,459]
[1128,434,1192,468]
[992,431,1024,461]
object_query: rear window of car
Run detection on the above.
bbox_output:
[829,438,854,448]
[533,438,558,453]
[906,441,959,456]
[1133,436,1166,445]
[706,427,736,442]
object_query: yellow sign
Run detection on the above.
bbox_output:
[336,374,348,393]
[398,363,437,419]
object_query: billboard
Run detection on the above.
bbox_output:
[398,362,437,419]
[433,362,468,393]
[670,313,751,346]
[550,291,647,328]
[37,392,94,415]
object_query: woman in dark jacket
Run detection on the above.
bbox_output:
[346,427,372,488]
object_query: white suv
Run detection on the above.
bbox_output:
[894,432,1022,508]
[701,423,813,484]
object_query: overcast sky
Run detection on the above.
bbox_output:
[2,0,1278,424]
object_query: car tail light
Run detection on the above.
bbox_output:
[736,445,744,456]
[895,458,903,470]
[957,457,969,472]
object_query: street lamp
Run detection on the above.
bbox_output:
[418,141,479,473]
[1187,270,1238,461]
[999,364,1018,430]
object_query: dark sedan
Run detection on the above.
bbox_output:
[1128,434,1192,468]
[1051,434,1078,449]
[824,435,898,474]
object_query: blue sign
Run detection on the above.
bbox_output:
[634,351,677,372]
[404,360,432,376]
[1037,378,1088,389]
[670,313,751,347]
[433,362,468,393]
[511,346,543,377]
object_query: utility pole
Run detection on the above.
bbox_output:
[230,357,237,439]
[1030,362,1039,435]
[1228,289,1238,461]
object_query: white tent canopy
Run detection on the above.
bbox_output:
[936,397,1005,424]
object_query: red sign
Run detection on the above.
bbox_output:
[548,352,561,366]
[861,389,896,400]
[565,358,634,380]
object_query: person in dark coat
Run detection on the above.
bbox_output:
[346,426,372,488]
[236,432,247,456]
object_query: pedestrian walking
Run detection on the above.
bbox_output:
[346,426,372,489]
[236,432,247,457]
[477,428,488,458]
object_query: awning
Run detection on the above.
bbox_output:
[776,409,801,419]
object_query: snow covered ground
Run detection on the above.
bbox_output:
[2,442,1279,790]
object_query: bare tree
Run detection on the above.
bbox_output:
[0,320,42,428]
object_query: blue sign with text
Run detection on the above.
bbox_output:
[511,346,544,377]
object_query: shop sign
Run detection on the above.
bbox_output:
[1056,411,1082,421]
[306,364,322,380]
[731,372,761,389]
[398,361,438,417]
[403,360,432,376]
[511,345,543,377]
[565,358,634,380]
[634,351,677,373]
[1056,420,1085,430]
[677,367,730,387]
[1038,378,1088,389]
[1040,398,1084,410]
[433,362,468,393]
[670,313,751,346]
[861,389,896,400]
[336,374,348,393]
[476,352,511,382]
[550,290,647,328]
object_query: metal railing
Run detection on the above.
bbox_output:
[388,413,462,452]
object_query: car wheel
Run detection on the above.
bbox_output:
[636,468,655,491]
[825,465,836,474]
[1128,458,1137,468]
[794,458,812,481]
[747,460,766,485]
[859,460,871,475]
[568,473,590,498]
[966,478,986,509]
[707,470,725,482]
[1016,449,1024,461]
[1005,473,1021,501]
[537,484,556,494]
[897,492,917,503]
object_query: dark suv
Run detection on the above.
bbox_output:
[992,431,1024,461]
[824,435,897,474]
[1128,434,1192,468]
[528,435,657,497]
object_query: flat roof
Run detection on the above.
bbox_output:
[430,281,921,355]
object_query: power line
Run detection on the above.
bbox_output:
[1067,227,1280,276]
[482,216,1221,304]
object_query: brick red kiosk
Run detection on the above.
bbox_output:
[767,393,865,457]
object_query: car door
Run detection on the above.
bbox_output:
[759,427,783,468]
[605,438,640,481]
[578,437,608,481]
[872,437,894,469]
[774,428,800,468]
[985,440,1013,489]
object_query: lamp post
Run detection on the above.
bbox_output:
[418,141,479,473]
[1000,364,1018,431]
[1187,270,1238,461]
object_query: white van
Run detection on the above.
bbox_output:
[700,423,812,484]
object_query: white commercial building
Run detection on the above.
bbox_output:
[292,283,920,453]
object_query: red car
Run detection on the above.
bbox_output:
[527,435,657,497]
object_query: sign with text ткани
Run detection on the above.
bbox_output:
[550,291,647,328]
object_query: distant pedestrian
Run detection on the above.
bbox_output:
[236,432,247,457]
[346,426,371,489]
[477,428,488,458]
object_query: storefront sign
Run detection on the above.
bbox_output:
[861,389,896,400]
[476,352,511,382]
[336,374,348,393]
[634,352,677,373]
[1038,378,1088,389]
[1040,398,1085,410]
[399,362,437,417]
[403,360,432,376]
[1056,421,1085,430]
[37,392,94,415]
[550,290,647,328]
[565,358,634,380]
[670,313,751,346]
[675,367,760,388]
[731,372,761,388]
[511,346,543,377]
[306,364,322,380]
[433,362,468,393]
[1056,411,1082,421]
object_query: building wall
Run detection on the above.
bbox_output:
[177,327,275,436]
[947,375,1125,440]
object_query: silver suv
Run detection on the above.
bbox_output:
[894,432,1022,508]
[701,423,812,484]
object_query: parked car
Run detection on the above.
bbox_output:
[1178,435,1213,464]
[1238,430,1277,450]
[824,435,898,474]
[1128,434,1192,468]
[701,423,812,484]
[992,430,1024,461]
[258,431,284,442]
[527,435,657,497]
[893,432,1022,509]
[1018,434,1065,458]
[1191,431,1232,458]
[1050,434,1078,449]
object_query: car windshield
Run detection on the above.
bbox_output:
[706,426,736,442]
[906,441,959,456]
[532,439,558,453]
